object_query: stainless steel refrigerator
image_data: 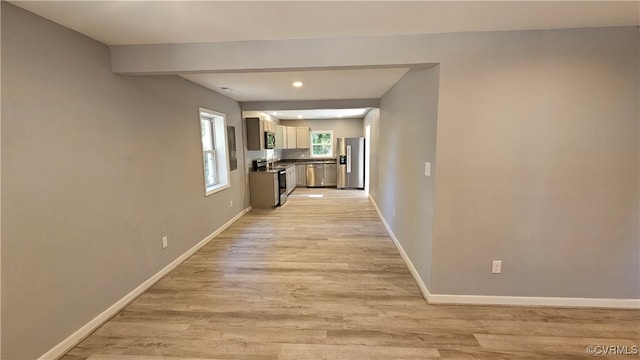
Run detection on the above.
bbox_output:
[336,137,365,189]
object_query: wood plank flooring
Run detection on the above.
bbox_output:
[61,188,639,360]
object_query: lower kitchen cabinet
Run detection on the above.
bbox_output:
[324,163,337,187]
[295,164,306,186]
[249,172,278,208]
[286,166,296,194]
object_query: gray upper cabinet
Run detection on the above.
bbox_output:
[246,117,264,150]
[246,117,277,150]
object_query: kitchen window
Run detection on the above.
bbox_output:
[310,130,334,158]
[200,108,230,195]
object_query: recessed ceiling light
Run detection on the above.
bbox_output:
[297,115,303,119]
[292,81,303,88]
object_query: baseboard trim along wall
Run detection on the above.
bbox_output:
[368,195,640,310]
[426,293,640,308]
[38,206,252,360]
[367,196,431,302]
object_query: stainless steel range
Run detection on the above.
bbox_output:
[277,168,287,205]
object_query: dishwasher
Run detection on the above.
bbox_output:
[306,163,324,187]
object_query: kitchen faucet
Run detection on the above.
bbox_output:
[269,152,281,169]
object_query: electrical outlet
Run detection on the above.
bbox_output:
[492,260,502,274]
[425,162,431,177]
[230,200,233,208]
[393,209,396,218]
[162,236,168,249]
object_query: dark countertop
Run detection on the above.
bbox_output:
[271,163,296,170]
[250,160,337,173]
[250,168,280,173]
[277,159,337,165]
[250,163,296,173]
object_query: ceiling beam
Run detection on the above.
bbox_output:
[241,99,380,112]
[109,33,445,75]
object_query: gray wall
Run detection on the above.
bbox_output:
[102,6,638,302]
[430,27,639,298]
[376,68,440,290]
[1,4,248,359]
[2,4,638,358]
[371,28,639,299]
[280,118,364,159]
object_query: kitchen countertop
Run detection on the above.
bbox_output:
[277,159,337,165]
[250,168,281,173]
[272,164,296,170]
[250,160,337,173]
[250,163,296,173]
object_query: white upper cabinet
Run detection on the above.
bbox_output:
[264,120,275,132]
[296,127,310,149]
[275,125,286,149]
[286,126,297,149]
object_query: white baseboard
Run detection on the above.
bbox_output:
[427,293,640,308]
[368,195,432,302]
[367,195,640,310]
[38,206,251,360]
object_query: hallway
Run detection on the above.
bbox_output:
[62,189,639,360]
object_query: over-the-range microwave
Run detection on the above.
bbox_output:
[265,131,276,149]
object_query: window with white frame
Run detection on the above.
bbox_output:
[200,108,230,195]
[310,130,334,158]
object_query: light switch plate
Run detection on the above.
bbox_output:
[492,260,502,274]
[425,162,431,177]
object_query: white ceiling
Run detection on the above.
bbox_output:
[264,108,371,120]
[12,1,638,46]
[181,68,411,102]
[11,1,639,114]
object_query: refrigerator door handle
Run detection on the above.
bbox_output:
[346,145,351,173]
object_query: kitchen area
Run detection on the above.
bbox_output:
[245,110,368,209]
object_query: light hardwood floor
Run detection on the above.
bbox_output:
[62,188,639,360]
